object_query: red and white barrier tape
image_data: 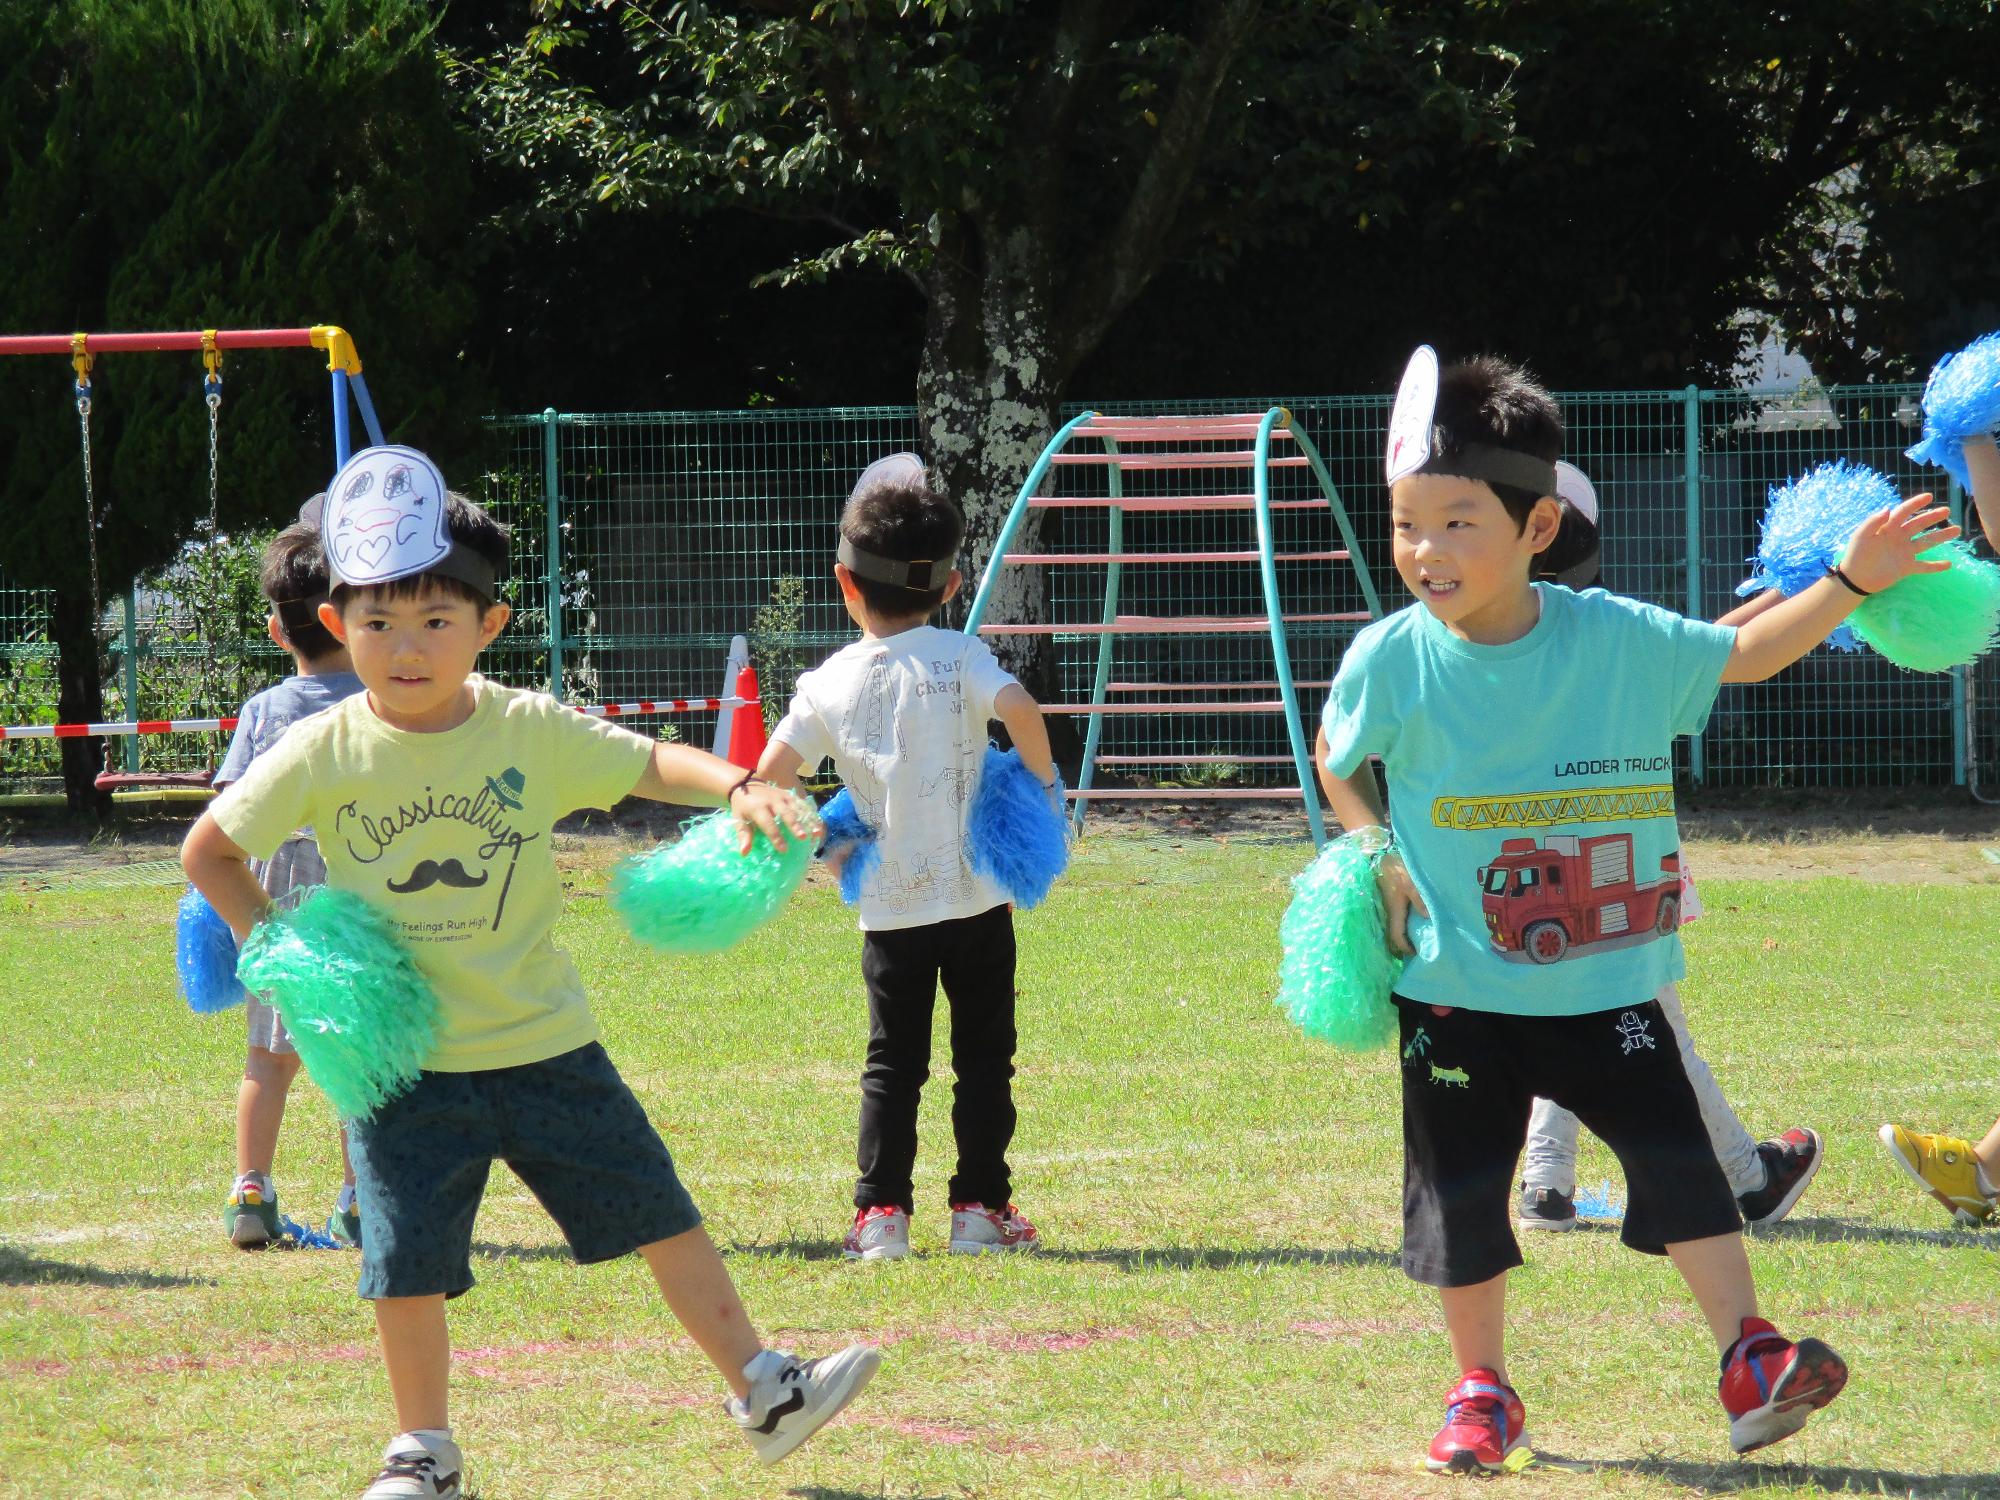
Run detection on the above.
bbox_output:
[0,697,755,742]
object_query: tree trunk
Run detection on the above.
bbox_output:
[50,585,110,816]
[917,228,1079,759]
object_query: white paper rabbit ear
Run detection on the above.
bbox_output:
[322,446,453,587]
[1385,345,1440,485]
[1554,460,1599,524]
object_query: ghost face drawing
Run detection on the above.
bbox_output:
[324,446,452,586]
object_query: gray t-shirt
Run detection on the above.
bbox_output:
[214,671,365,793]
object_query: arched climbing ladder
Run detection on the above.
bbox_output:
[963,408,1386,845]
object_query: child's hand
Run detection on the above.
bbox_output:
[731,781,822,855]
[1839,493,1960,593]
[1378,849,1429,956]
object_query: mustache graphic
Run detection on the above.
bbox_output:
[387,857,489,894]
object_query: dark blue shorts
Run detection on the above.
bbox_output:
[348,1042,703,1300]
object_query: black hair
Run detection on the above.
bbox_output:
[839,477,964,619]
[1533,502,1603,589]
[328,492,510,614]
[1429,354,1565,532]
[260,521,342,663]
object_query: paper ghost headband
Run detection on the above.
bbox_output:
[835,451,957,590]
[1385,345,1560,499]
[321,445,497,597]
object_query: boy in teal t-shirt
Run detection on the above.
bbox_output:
[1316,349,1953,1470]
[184,447,878,1500]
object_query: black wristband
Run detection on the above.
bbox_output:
[1825,562,1872,597]
[726,770,761,800]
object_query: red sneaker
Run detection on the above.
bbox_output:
[841,1205,910,1261]
[1425,1369,1528,1473]
[947,1202,1040,1254]
[1719,1317,1847,1453]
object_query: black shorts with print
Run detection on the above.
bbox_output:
[1395,995,1741,1288]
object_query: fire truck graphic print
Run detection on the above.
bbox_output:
[1477,832,1681,965]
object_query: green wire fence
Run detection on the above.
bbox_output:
[3,384,1995,797]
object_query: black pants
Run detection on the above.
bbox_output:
[856,903,1018,1212]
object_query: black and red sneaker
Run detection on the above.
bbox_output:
[1719,1316,1847,1453]
[1425,1368,1528,1473]
[1737,1128,1823,1228]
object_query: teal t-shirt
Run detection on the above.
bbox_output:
[1320,584,1735,1017]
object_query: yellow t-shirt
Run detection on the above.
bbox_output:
[212,676,655,1071]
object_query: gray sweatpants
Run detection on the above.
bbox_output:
[243,837,327,1055]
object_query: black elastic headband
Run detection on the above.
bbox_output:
[1418,443,1559,498]
[274,595,329,636]
[838,536,956,591]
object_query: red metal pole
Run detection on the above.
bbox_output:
[0,328,320,356]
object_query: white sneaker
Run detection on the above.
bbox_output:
[728,1345,881,1464]
[948,1202,1040,1254]
[843,1205,911,1260]
[360,1432,462,1499]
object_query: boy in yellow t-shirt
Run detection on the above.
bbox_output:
[182,447,877,1500]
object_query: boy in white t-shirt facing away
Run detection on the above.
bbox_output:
[758,454,1058,1261]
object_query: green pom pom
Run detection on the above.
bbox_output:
[1274,834,1403,1051]
[1849,540,2000,672]
[611,802,815,953]
[237,887,440,1121]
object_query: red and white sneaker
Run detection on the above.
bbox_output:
[1719,1316,1847,1453]
[842,1205,910,1261]
[948,1202,1040,1255]
[1425,1369,1528,1473]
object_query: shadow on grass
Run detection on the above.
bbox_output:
[1750,1215,1998,1250]
[1040,1244,1400,1271]
[0,1244,212,1289]
[788,1491,957,1500]
[469,1241,580,1264]
[1537,1451,1997,1498]
[724,1240,1401,1270]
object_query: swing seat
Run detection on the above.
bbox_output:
[94,768,216,793]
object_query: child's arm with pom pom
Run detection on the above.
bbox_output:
[181,812,273,944]
[632,741,820,853]
[1966,435,2000,551]
[1314,727,1428,955]
[995,685,1057,789]
[1722,492,1959,681]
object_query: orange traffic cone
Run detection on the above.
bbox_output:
[726,663,766,772]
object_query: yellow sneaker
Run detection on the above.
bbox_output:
[1878,1123,1997,1227]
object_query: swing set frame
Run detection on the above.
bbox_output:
[0,324,386,790]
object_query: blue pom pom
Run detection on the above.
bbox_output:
[1741,460,1900,650]
[176,886,247,1014]
[1907,330,2000,491]
[818,787,880,906]
[965,747,1070,910]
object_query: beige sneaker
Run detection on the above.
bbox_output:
[842,1205,910,1261]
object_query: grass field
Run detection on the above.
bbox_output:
[1,827,1994,1499]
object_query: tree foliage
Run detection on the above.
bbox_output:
[0,0,481,804]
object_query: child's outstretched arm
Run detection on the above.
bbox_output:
[632,741,820,853]
[1966,434,2000,551]
[1314,727,1428,956]
[181,813,272,944]
[995,684,1057,785]
[1714,589,1783,628]
[755,741,808,792]
[1721,492,1959,682]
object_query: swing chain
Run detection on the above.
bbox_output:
[71,334,103,631]
[202,334,223,542]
